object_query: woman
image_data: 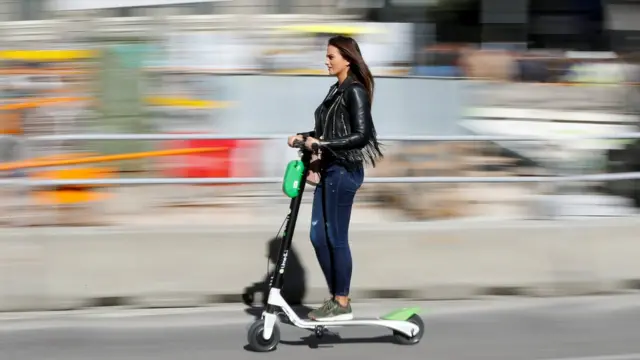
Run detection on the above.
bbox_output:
[287,35,383,321]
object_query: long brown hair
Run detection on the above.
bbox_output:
[327,35,384,167]
[328,35,375,103]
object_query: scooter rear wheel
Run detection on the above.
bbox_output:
[393,314,424,345]
[247,319,280,352]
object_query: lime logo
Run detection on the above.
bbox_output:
[279,250,289,274]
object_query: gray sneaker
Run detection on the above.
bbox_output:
[308,299,334,319]
[308,299,353,321]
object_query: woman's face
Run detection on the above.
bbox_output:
[325,45,349,76]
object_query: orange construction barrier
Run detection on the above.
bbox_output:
[0,147,226,172]
[0,97,91,135]
[0,111,21,135]
[0,97,89,111]
[31,167,117,205]
[0,147,227,205]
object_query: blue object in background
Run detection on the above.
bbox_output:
[411,66,462,77]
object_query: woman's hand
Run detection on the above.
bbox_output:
[287,135,303,148]
[305,136,320,151]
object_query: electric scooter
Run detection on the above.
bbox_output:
[246,138,424,352]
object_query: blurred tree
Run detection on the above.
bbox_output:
[90,43,157,173]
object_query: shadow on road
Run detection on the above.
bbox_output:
[279,333,396,349]
[244,333,396,352]
[242,236,312,320]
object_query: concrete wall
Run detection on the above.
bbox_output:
[1,218,639,312]
[154,75,466,136]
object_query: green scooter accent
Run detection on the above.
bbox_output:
[282,160,305,198]
[380,307,421,321]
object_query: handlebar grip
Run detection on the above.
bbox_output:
[291,139,320,151]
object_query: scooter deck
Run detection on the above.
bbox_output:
[295,316,419,327]
[284,316,422,338]
[305,317,389,323]
[299,306,421,321]
[281,306,421,325]
[290,306,422,328]
[290,318,413,330]
[304,306,421,321]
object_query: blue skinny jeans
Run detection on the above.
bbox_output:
[309,163,364,297]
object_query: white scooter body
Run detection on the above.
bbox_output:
[245,140,424,352]
[261,288,421,340]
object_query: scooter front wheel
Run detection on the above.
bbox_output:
[247,319,280,352]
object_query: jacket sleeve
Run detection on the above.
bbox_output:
[318,85,372,151]
[297,130,316,137]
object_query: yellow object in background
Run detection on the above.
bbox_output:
[145,97,231,109]
[0,49,97,62]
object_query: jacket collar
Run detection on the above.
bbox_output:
[335,73,357,94]
[322,73,357,105]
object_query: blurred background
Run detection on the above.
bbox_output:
[3,3,640,359]
[1,0,640,226]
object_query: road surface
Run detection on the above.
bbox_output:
[1,295,640,360]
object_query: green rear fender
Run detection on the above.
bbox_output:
[380,307,421,321]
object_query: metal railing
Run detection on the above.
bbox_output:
[1,132,640,186]
[2,173,640,187]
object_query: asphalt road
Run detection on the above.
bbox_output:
[1,295,640,360]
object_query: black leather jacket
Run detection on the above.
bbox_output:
[298,74,383,171]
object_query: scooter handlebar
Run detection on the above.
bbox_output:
[291,139,320,152]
